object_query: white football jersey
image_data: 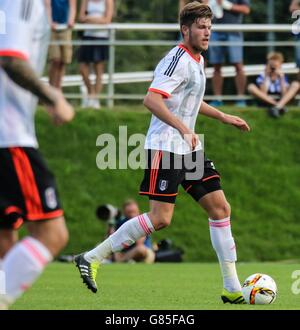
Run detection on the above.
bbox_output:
[0,0,50,148]
[145,44,206,155]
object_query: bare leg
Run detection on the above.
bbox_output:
[212,64,224,97]
[199,190,230,220]
[0,229,18,259]
[49,60,61,88]
[276,81,300,109]
[248,83,277,106]
[54,62,65,90]
[148,200,174,230]
[26,217,69,257]
[93,62,105,96]
[79,63,94,95]
[234,63,247,97]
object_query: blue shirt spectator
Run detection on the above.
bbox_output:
[248,51,300,118]
[256,74,289,95]
[51,0,70,24]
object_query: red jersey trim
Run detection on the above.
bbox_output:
[27,210,64,221]
[0,50,28,61]
[178,44,201,63]
[148,88,171,99]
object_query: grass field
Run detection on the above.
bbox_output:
[7,106,300,310]
[34,106,300,262]
[11,261,300,310]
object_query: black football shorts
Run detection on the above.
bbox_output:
[0,147,63,229]
[139,149,222,204]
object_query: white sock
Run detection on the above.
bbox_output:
[209,217,241,292]
[84,213,154,263]
[0,258,2,270]
[2,236,52,305]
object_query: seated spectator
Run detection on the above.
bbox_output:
[248,52,300,118]
[113,199,155,264]
[77,0,114,109]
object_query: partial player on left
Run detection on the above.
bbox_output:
[0,0,74,310]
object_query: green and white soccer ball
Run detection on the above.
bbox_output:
[242,273,277,305]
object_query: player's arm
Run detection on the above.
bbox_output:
[0,56,74,124]
[219,0,250,15]
[199,101,250,131]
[143,91,199,150]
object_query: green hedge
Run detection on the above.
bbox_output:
[36,106,300,261]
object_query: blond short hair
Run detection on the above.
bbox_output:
[267,52,284,63]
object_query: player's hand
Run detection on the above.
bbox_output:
[222,114,250,132]
[46,89,75,125]
[181,128,199,151]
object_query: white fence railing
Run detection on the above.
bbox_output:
[51,23,300,107]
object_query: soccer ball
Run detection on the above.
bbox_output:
[242,273,277,305]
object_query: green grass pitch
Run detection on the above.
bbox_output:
[11,261,300,310]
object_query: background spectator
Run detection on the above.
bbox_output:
[113,199,155,264]
[48,0,76,90]
[78,0,114,109]
[290,0,300,81]
[248,52,300,118]
[208,0,250,107]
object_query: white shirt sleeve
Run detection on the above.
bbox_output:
[149,53,187,98]
[0,0,34,60]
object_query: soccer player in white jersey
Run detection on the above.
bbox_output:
[75,2,250,304]
[0,0,74,309]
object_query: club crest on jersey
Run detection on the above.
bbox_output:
[159,180,168,191]
[45,187,58,209]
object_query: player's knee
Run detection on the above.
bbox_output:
[151,215,171,231]
[46,225,69,256]
[30,218,69,256]
[210,201,231,220]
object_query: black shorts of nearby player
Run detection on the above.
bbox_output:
[0,147,63,229]
[139,149,222,204]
